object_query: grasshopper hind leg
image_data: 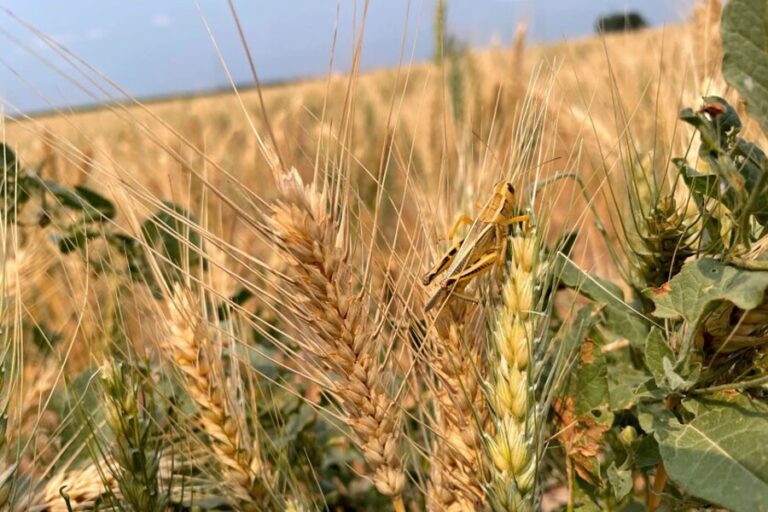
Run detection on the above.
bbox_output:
[422,237,464,285]
[442,250,499,289]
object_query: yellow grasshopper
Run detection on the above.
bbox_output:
[423,180,529,312]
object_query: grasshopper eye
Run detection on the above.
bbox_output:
[506,183,515,195]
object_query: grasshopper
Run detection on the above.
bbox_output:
[423,180,529,312]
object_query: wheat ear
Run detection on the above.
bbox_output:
[24,464,115,512]
[101,361,165,511]
[165,287,269,510]
[425,301,489,511]
[487,234,539,510]
[267,168,405,503]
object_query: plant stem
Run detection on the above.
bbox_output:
[393,495,405,512]
[566,456,574,512]
[647,463,667,512]
[692,374,768,394]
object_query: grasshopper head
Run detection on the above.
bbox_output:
[494,180,517,217]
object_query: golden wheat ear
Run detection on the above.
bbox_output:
[162,286,275,509]
[266,168,406,504]
[424,306,490,510]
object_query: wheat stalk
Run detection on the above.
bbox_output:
[164,287,269,510]
[267,168,405,504]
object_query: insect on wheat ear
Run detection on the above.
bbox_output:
[423,180,530,312]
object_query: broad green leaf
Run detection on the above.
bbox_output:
[555,252,623,302]
[23,175,112,221]
[607,364,648,410]
[35,177,88,210]
[603,302,649,348]
[637,404,676,435]
[633,435,660,469]
[680,97,742,153]
[217,287,255,320]
[649,258,768,325]
[644,328,673,387]
[0,144,18,171]
[574,336,612,424]
[632,378,666,403]
[575,358,610,420]
[703,96,743,136]
[675,158,725,206]
[49,368,111,465]
[677,97,768,240]
[560,305,614,423]
[56,228,101,254]
[722,0,768,134]
[30,321,62,353]
[676,157,725,250]
[74,185,116,219]
[734,137,768,187]
[617,502,647,512]
[661,357,695,392]
[655,395,768,511]
[572,479,604,512]
[607,463,633,501]
[278,404,316,450]
[733,138,768,226]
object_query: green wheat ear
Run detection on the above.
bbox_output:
[487,232,539,511]
[101,360,166,511]
[634,195,696,288]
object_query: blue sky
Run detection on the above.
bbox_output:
[0,1,686,114]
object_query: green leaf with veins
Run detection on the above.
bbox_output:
[649,258,768,325]
[644,328,673,388]
[607,364,647,410]
[654,395,768,511]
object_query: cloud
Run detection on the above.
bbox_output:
[85,28,109,41]
[151,14,171,28]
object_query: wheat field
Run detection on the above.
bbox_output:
[2,0,766,510]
